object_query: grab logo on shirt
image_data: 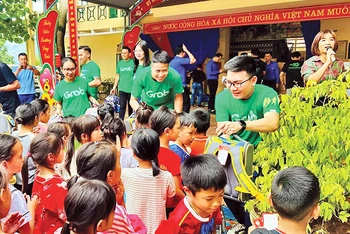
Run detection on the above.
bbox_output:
[146,90,169,98]
[120,67,133,72]
[64,88,85,99]
[231,111,258,122]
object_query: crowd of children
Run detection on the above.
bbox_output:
[0,97,321,234]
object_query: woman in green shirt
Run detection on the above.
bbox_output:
[54,57,98,117]
[133,40,151,80]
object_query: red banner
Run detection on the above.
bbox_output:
[130,0,163,26]
[68,0,79,73]
[37,10,58,105]
[44,0,57,13]
[37,10,58,78]
[122,25,142,56]
[144,3,350,34]
[150,33,174,58]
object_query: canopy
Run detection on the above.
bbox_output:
[86,0,138,10]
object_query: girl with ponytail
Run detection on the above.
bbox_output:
[22,132,67,233]
[122,128,175,234]
[64,114,102,178]
[12,103,39,195]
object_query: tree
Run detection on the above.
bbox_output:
[245,75,350,232]
[55,0,68,58]
[0,0,37,43]
[0,40,14,64]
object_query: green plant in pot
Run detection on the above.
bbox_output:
[245,72,350,233]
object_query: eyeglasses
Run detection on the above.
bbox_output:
[62,68,76,72]
[224,75,255,88]
[134,50,144,53]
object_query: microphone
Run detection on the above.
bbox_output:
[325,46,336,62]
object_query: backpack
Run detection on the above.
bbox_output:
[124,112,135,136]
[204,136,263,202]
[0,113,15,134]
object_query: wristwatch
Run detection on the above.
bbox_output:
[237,120,246,132]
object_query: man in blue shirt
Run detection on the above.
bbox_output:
[12,53,40,103]
[264,52,280,91]
[170,44,196,113]
[206,53,223,114]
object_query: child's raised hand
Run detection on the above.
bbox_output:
[115,180,125,207]
[32,126,40,134]
[115,135,122,153]
[24,194,40,211]
[2,212,24,234]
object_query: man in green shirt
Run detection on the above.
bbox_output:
[130,50,183,113]
[215,55,280,227]
[78,45,101,99]
[216,55,280,147]
[111,46,134,120]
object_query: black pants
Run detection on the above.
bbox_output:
[207,80,218,110]
[119,91,132,120]
[262,79,277,91]
[224,198,252,230]
[182,86,191,113]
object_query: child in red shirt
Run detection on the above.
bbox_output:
[150,106,185,207]
[156,155,227,234]
[22,133,67,234]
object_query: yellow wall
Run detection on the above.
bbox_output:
[65,33,122,80]
[321,18,350,61]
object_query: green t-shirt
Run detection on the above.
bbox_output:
[80,61,100,99]
[116,59,134,93]
[133,64,144,80]
[53,77,91,117]
[215,84,280,146]
[131,66,183,110]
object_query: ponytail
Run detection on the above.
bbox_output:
[131,128,161,177]
[60,223,70,234]
[21,154,30,193]
[64,134,75,176]
[151,159,160,177]
[67,175,80,190]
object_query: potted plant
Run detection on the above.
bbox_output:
[245,73,350,233]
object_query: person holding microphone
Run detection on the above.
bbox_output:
[301,29,344,84]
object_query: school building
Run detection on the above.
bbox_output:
[71,0,350,82]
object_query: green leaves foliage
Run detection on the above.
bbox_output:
[0,39,15,64]
[246,73,350,227]
[0,0,39,43]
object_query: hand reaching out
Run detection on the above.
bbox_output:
[2,212,25,234]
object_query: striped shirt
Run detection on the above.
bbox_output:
[122,168,176,234]
[98,205,139,234]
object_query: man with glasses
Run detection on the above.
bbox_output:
[216,55,280,147]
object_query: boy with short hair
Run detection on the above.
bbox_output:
[156,154,227,233]
[189,108,210,156]
[250,166,320,234]
[170,112,197,163]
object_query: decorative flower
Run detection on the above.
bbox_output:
[44,83,50,92]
